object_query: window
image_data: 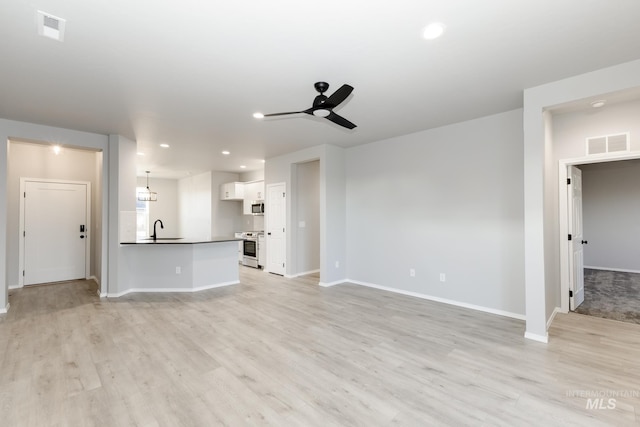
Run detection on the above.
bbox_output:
[136,187,149,238]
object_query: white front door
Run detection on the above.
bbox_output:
[266,183,286,275]
[23,180,89,285]
[568,166,585,310]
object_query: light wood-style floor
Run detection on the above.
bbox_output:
[1,268,639,426]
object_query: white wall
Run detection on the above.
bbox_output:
[178,172,213,239]
[110,135,137,295]
[240,169,264,182]
[581,160,640,271]
[346,109,525,316]
[295,160,320,274]
[7,141,101,287]
[210,171,242,236]
[136,176,179,237]
[178,171,242,239]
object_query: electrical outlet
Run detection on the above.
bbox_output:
[176,266,181,274]
[335,261,340,268]
[440,273,446,282]
[410,268,416,277]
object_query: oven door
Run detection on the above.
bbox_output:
[242,239,258,268]
[243,239,257,258]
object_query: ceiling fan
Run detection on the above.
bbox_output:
[259,82,356,129]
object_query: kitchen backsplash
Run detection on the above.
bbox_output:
[242,214,264,231]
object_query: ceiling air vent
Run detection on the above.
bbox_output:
[586,132,630,156]
[37,10,66,42]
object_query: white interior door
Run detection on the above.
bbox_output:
[266,183,286,275]
[23,181,89,285]
[568,166,585,310]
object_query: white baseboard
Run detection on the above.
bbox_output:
[346,279,526,320]
[0,303,9,314]
[107,280,239,298]
[319,280,345,288]
[584,266,640,274]
[524,331,549,343]
[547,307,562,329]
[8,284,22,290]
[294,269,320,278]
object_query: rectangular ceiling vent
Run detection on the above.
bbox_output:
[37,10,66,42]
[586,132,630,156]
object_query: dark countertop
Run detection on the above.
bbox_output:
[120,236,242,245]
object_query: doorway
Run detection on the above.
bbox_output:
[293,160,320,279]
[19,179,91,286]
[570,159,640,324]
[559,152,640,314]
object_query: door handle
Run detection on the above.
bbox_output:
[80,235,85,239]
[268,232,271,235]
[581,240,588,244]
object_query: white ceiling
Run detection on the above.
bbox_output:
[2,1,640,178]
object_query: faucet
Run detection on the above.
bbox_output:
[151,219,164,240]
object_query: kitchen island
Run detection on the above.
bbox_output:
[117,236,241,296]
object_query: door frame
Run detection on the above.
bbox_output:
[265,182,286,275]
[18,178,92,287]
[558,151,640,313]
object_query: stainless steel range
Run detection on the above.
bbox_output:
[240,231,264,268]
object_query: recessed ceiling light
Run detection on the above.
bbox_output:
[222,150,230,155]
[261,159,266,163]
[240,165,246,169]
[52,145,62,155]
[137,152,145,156]
[253,112,264,119]
[160,143,170,148]
[591,100,606,108]
[423,22,446,40]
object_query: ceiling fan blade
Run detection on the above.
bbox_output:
[263,111,304,117]
[324,84,353,108]
[325,112,356,129]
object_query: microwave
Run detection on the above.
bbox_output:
[251,202,264,215]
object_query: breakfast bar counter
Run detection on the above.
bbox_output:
[117,237,242,296]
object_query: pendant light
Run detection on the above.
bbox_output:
[137,171,157,202]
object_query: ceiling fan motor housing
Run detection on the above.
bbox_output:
[314,81,329,94]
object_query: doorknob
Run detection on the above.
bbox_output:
[581,240,588,244]
[80,235,85,239]
[268,232,271,235]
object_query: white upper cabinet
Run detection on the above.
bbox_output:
[243,180,265,214]
[220,182,244,200]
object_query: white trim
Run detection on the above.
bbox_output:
[284,274,295,279]
[547,307,562,329]
[19,178,92,287]
[524,331,549,343]
[319,280,344,288]
[293,269,320,278]
[585,265,640,274]
[346,279,526,320]
[106,280,239,298]
[9,284,21,290]
[0,303,9,314]
[558,151,640,314]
